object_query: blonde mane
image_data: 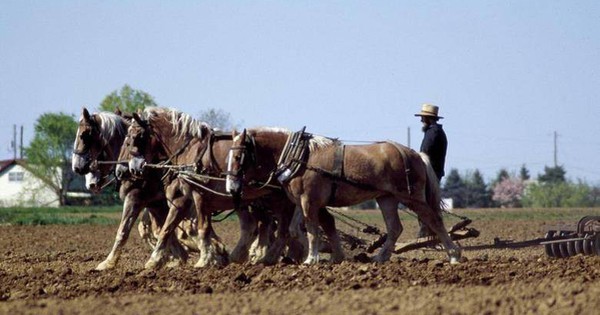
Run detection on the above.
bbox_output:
[95,112,127,142]
[143,107,211,139]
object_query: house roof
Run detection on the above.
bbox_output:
[0,159,27,174]
[0,159,59,191]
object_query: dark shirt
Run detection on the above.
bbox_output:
[420,123,447,180]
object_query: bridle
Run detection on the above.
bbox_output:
[225,135,256,180]
[123,115,196,180]
[73,115,113,173]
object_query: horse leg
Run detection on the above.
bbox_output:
[96,191,143,270]
[300,196,321,264]
[145,185,189,269]
[373,196,402,263]
[192,193,229,268]
[141,205,189,268]
[175,214,200,253]
[164,228,189,268]
[230,206,258,264]
[408,200,461,264]
[258,202,296,265]
[195,215,229,267]
[250,212,276,263]
[319,208,344,263]
[137,209,157,249]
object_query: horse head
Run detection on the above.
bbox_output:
[72,107,128,192]
[226,129,258,196]
[72,107,100,174]
[118,107,210,179]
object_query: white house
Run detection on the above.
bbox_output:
[0,159,60,207]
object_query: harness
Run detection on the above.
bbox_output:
[274,127,311,183]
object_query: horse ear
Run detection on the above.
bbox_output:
[82,107,91,121]
[114,106,122,116]
[132,112,144,126]
[241,128,247,139]
[231,129,238,138]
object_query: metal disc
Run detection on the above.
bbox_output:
[583,234,593,255]
[544,230,555,257]
[566,240,577,257]
[551,231,565,258]
[574,238,584,255]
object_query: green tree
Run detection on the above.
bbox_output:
[98,84,157,113]
[443,168,466,208]
[519,164,530,181]
[538,165,566,184]
[465,169,491,208]
[198,108,236,130]
[24,112,79,206]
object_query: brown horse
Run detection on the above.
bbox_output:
[117,107,311,268]
[226,128,462,264]
[72,107,191,270]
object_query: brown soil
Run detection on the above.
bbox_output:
[1,209,599,314]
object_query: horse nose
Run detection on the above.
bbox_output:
[74,164,90,175]
[115,164,128,180]
[88,182,99,193]
[128,157,146,176]
[226,176,242,196]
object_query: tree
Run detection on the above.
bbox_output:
[24,112,80,206]
[465,169,491,208]
[519,164,530,181]
[98,84,158,113]
[443,168,466,208]
[538,165,566,184]
[198,108,236,130]
[492,177,525,208]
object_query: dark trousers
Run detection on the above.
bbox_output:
[417,174,443,238]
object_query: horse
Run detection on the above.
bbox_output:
[117,107,316,268]
[71,107,192,270]
[225,128,462,264]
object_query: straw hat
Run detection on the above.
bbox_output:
[414,103,443,119]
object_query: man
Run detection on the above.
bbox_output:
[415,103,447,237]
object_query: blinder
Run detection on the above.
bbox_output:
[226,136,255,178]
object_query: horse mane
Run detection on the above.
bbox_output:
[249,127,339,152]
[142,106,211,139]
[95,112,127,142]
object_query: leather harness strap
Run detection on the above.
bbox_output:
[385,141,413,196]
[328,144,345,204]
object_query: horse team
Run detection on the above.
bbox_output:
[71,106,461,270]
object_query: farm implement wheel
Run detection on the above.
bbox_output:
[594,233,600,255]
[566,240,577,257]
[542,216,600,258]
[550,231,566,258]
[544,231,555,257]
[582,234,594,255]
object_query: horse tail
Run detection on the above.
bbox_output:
[418,152,444,214]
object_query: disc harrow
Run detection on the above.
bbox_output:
[543,216,600,258]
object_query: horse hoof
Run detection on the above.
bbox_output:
[145,259,162,269]
[95,260,114,271]
[166,259,183,268]
[302,256,320,265]
[450,257,460,265]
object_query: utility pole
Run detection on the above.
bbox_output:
[20,125,23,159]
[12,124,17,159]
[553,131,558,167]
[407,127,411,149]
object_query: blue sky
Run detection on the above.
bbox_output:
[1,1,599,184]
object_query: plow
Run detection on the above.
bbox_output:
[328,209,600,259]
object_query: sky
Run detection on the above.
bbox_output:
[1,1,599,184]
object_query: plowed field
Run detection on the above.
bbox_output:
[1,208,599,314]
